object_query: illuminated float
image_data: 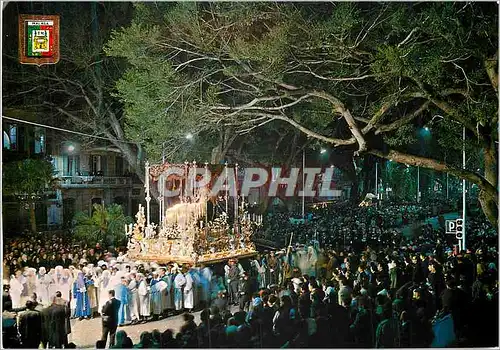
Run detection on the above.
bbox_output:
[126,161,259,265]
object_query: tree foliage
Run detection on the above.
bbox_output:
[106,2,498,225]
[72,204,133,247]
[3,158,57,232]
[2,3,146,180]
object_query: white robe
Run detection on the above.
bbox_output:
[26,273,37,298]
[9,277,24,308]
[138,280,150,317]
[36,274,52,306]
[173,273,186,310]
[128,280,140,321]
[183,273,194,310]
[58,276,72,303]
[97,277,111,313]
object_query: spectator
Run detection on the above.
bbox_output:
[101,289,121,347]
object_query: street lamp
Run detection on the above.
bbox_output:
[162,133,195,163]
[67,144,75,153]
[320,148,326,154]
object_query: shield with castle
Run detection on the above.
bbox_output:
[126,161,260,265]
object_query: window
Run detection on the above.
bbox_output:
[3,125,17,150]
[3,131,10,149]
[91,155,106,175]
[63,155,80,176]
[9,125,17,150]
[34,127,45,154]
[115,156,124,176]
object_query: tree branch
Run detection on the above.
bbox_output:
[375,101,430,134]
[485,51,498,93]
[368,148,498,204]
[309,91,367,154]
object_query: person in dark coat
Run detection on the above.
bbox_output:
[54,291,72,340]
[411,256,424,285]
[349,296,373,347]
[427,262,446,310]
[41,296,68,348]
[18,300,42,348]
[101,289,121,348]
[238,272,252,312]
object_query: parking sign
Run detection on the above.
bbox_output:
[446,220,457,234]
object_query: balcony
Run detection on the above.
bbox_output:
[59,175,133,189]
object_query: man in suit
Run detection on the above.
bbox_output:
[101,289,121,347]
[54,291,72,342]
[41,295,68,348]
[18,300,42,348]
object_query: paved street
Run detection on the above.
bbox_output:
[69,305,239,348]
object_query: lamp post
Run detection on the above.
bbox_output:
[462,126,466,251]
[302,149,305,219]
[375,162,378,199]
[417,166,420,203]
[429,116,466,250]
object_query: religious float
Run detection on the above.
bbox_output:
[126,162,260,265]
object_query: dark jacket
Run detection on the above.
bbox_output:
[41,303,67,348]
[102,297,121,328]
[239,278,251,299]
[18,309,42,348]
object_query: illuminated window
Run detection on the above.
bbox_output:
[3,131,10,149]
[3,125,17,150]
[9,126,17,150]
[34,127,45,154]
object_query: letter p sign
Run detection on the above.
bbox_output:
[446,220,456,234]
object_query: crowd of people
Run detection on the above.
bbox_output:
[256,200,442,248]
[2,200,498,348]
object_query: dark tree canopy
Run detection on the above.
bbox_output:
[106,2,498,224]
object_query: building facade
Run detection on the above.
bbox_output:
[2,114,145,233]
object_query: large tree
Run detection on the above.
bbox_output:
[106,2,498,225]
[2,2,147,181]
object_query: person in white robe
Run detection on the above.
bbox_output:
[173,268,186,312]
[36,267,52,306]
[183,268,194,312]
[26,268,37,299]
[97,270,112,314]
[108,269,122,291]
[137,273,151,321]
[92,267,102,313]
[9,271,25,309]
[49,267,59,299]
[59,269,72,303]
[128,272,140,324]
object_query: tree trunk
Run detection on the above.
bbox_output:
[478,190,497,228]
[29,202,37,233]
[479,143,498,227]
